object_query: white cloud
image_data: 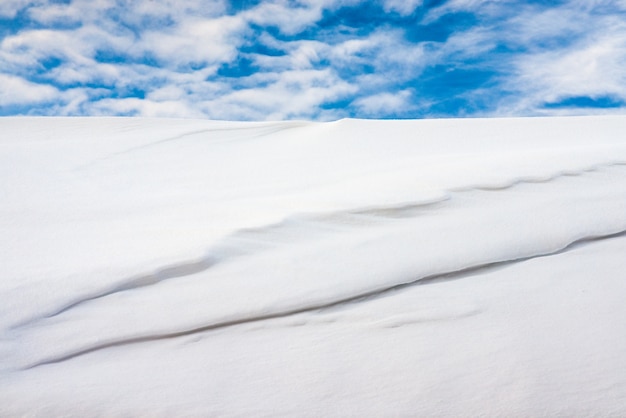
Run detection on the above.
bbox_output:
[1,25,133,72]
[146,85,188,102]
[138,15,246,68]
[47,63,358,120]
[499,34,626,115]
[415,0,626,116]
[0,74,58,105]
[422,0,506,23]
[243,1,324,36]
[26,3,83,25]
[2,0,626,119]
[0,0,435,119]
[327,29,428,81]
[200,69,357,120]
[382,0,423,16]
[289,41,324,69]
[0,0,40,19]
[124,0,227,24]
[86,97,206,118]
[26,0,227,27]
[485,2,626,115]
[353,89,413,116]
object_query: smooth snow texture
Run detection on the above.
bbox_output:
[1,115,626,416]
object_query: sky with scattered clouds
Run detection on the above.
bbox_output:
[2,0,626,120]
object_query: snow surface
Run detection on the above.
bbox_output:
[1,115,626,416]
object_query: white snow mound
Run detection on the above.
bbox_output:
[1,116,626,416]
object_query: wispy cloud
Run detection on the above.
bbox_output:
[0,73,58,105]
[1,0,626,119]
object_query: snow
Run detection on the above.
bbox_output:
[1,115,626,416]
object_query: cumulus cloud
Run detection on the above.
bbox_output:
[0,0,38,19]
[243,1,326,36]
[382,0,423,16]
[353,89,414,116]
[200,68,357,120]
[1,0,626,119]
[0,73,58,105]
[139,16,246,68]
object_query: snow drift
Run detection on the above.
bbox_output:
[1,116,626,416]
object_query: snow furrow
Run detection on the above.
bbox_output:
[9,162,626,337]
[82,121,313,167]
[14,258,217,328]
[451,160,626,192]
[21,227,626,370]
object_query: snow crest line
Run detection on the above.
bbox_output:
[14,161,626,330]
[40,258,215,323]
[11,196,449,330]
[451,160,626,192]
[22,228,626,370]
[78,121,312,169]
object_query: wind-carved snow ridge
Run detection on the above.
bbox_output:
[26,258,217,324]
[79,120,313,169]
[451,161,626,192]
[11,163,626,370]
[21,227,626,370]
[13,160,625,331]
[3,116,626,415]
[10,191,450,330]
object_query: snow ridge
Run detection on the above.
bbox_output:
[3,116,626,416]
[11,160,626,331]
[22,227,626,370]
[9,163,626,370]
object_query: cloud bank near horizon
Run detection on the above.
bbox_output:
[2,0,626,120]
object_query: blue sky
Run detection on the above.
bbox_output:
[1,0,626,120]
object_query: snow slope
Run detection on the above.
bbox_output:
[1,116,626,416]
